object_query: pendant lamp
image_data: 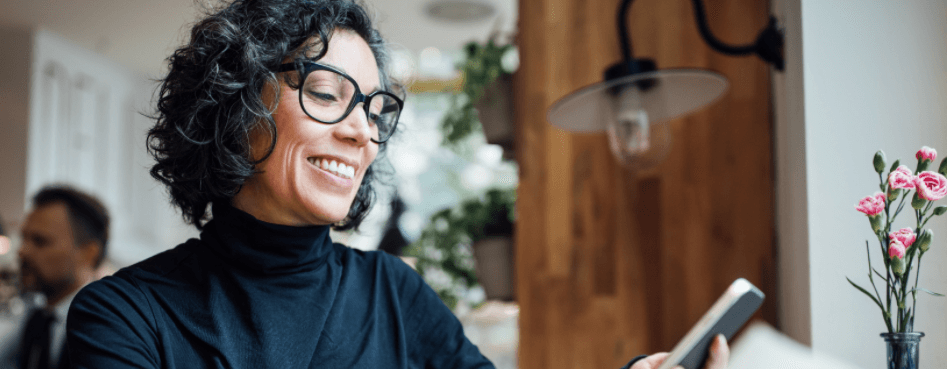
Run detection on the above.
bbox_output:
[546,0,784,170]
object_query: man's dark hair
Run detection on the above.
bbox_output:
[32,186,109,268]
[147,0,398,231]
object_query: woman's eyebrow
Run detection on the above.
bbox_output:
[319,61,346,74]
[319,61,381,94]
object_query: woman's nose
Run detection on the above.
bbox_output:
[334,104,373,145]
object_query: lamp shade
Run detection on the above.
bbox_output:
[546,69,728,169]
[546,69,728,132]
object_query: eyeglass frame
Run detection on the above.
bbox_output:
[274,61,404,144]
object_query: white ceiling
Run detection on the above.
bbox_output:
[0,0,517,77]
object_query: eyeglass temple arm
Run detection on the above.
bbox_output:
[274,63,297,72]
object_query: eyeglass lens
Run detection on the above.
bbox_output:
[301,69,400,142]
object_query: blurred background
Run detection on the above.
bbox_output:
[1,1,947,369]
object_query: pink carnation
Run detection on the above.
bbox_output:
[914,171,947,201]
[888,239,906,259]
[855,192,886,216]
[888,165,916,190]
[917,146,937,162]
[889,228,916,248]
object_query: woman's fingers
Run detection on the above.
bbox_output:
[630,352,669,369]
[704,334,730,369]
[632,335,729,369]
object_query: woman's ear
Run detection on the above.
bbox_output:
[247,121,276,164]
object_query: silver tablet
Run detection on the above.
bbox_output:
[656,278,765,369]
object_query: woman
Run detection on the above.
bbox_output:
[66,0,729,368]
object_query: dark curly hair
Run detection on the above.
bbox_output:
[148,0,398,231]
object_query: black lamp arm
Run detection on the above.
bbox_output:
[617,0,785,70]
[616,0,636,66]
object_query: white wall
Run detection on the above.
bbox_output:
[0,28,34,239]
[775,1,947,367]
[0,28,197,267]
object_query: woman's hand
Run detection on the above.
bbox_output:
[630,334,729,369]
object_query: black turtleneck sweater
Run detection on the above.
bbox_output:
[66,203,494,368]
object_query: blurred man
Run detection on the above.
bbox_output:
[5,186,109,369]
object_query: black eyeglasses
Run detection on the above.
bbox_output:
[275,61,403,143]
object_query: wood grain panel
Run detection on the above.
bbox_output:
[515,0,777,367]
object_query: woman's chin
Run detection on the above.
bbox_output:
[294,198,351,226]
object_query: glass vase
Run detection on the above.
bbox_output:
[881,332,924,369]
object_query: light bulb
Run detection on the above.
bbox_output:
[605,85,671,170]
[608,87,650,156]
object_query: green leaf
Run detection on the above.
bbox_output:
[912,193,928,210]
[872,268,889,282]
[847,277,885,309]
[913,288,946,297]
[890,159,901,173]
[934,206,947,216]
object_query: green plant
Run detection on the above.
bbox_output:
[441,39,516,149]
[404,188,516,310]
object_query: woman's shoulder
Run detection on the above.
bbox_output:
[333,244,418,277]
[71,272,148,318]
[118,238,203,278]
[72,238,203,310]
[69,262,167,368]
[332,246,430,299]
[68,268,159,344]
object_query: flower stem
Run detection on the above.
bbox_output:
[881,235,893,317]
[892,195,908,222]
[867,242,884,304]
[899,255,913,332]
[882,199,895,320]
[911,255,923,332]
[866,241,894,332]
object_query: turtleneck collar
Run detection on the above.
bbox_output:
[200,201,335,275]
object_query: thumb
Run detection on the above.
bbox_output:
[704,334,730,369]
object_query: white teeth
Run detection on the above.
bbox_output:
[340,164,354,179]
[309,157,354,179]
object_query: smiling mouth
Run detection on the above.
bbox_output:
[307,157,355,179]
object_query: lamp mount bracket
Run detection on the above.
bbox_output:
[612,0,785,81]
